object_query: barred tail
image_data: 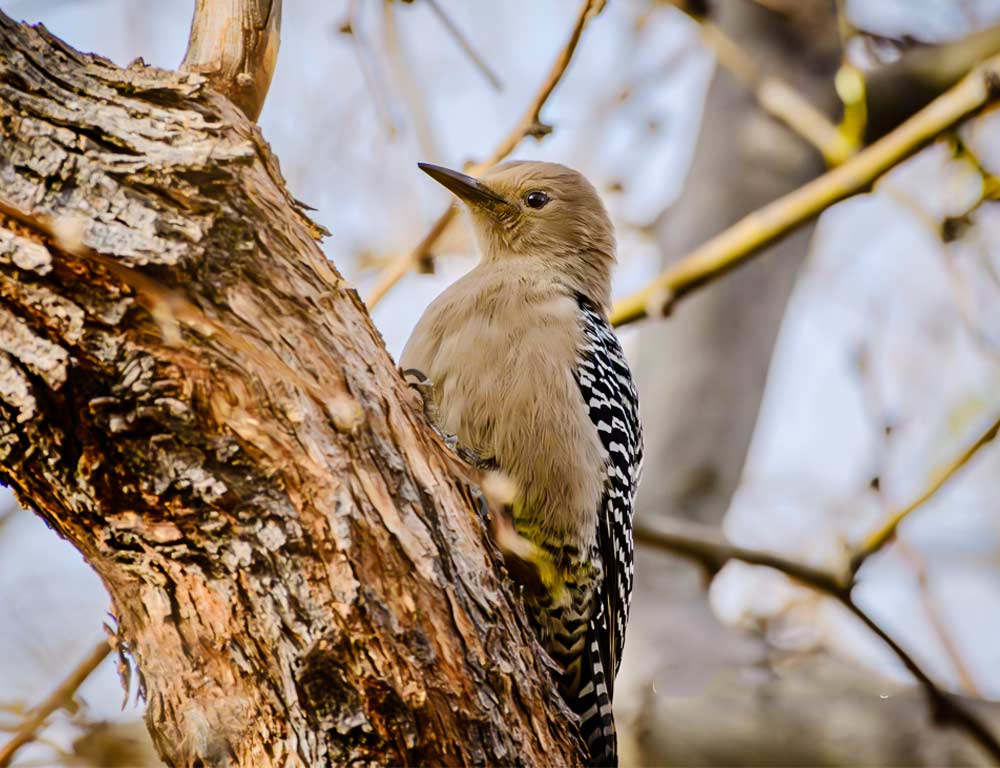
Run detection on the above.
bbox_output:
[561,618,617,766]
[528,550,620,765]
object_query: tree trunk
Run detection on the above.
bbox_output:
[0,14,581,768]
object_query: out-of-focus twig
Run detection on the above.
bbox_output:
[841,599,1000,761]
[855,346,984,699]
[850,412,1000,573]
[898,540,982,697]
[180,0,282,121]
[697,19,856,164]
[383,0,440,160]
[635,516,848,594]
[0,498,16,534]
[0,640,111,767]
[636,516,1000,763]
[610,52,1000,327]
[341,0,398,138]
[425,0,503,91]
[365,0,606,309]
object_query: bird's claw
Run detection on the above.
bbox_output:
[403,367,482,464]
[402,367,440,424]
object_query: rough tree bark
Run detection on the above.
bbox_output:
[0,13,582,768]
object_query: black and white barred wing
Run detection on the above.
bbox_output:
[574,295,643,691]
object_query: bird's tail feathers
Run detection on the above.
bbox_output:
[561,616,616,766]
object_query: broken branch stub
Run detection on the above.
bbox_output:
[181,0,282,121]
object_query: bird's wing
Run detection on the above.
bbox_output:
[573,294,643,695]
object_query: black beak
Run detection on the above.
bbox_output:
[418,162,508,209]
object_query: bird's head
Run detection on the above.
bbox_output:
[418,160,616,309]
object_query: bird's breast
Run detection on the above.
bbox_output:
[413,291,605,548]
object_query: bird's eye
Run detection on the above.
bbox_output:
[524,190,550,209]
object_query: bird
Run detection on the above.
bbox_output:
[400,160,642,766]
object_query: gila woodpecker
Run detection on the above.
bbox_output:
[401,161,643,766]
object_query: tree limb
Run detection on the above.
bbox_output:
[0,13,581,767]
[180,0,282,121]
[634,516,848,596]
[365,0,606,309]
[898,540,982,698]
[610,52,1000,327]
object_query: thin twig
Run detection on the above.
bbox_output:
[342,0,398,138]
[843,600,1000,761]
[0,497,16,533]
[850,412,1000,573]
[898,540,982,697]
[635,516,849,596]
[635,516,1000,763]
[854,345,983,697]
[0,640,111,767]
[697,19,855,164]
[365,0,606,309]
[425,0,503,91]
[383,0,440,161]
[610,52,1000,327]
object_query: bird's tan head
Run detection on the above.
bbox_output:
[418,160,616,309]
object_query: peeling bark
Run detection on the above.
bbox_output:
[0,14,581,768]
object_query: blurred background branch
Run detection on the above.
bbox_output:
[0,640,111,768]
[611,51,1000,327]
[424,0,503,91]
[340,0,399,138]
[636,516,1000,762]
[851,412,1000,572]
[898,540,982,698]
[693,14,858,164]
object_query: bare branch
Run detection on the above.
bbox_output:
[610,52,1000,327]
[841,600,1000,761]
[636,516,1000,763]
[635,516,849,596]
[898,541,982,697]
[180,0,282,121]
[0,640,111,767]
[383,0,440,160]
[850,412,1000,573]
[365,0,606,309]
[425,0,503,91]
[696,18,856,164]
[341,0,399,138]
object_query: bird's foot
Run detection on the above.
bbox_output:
[403,367,482,464]
[402,368,439,424]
